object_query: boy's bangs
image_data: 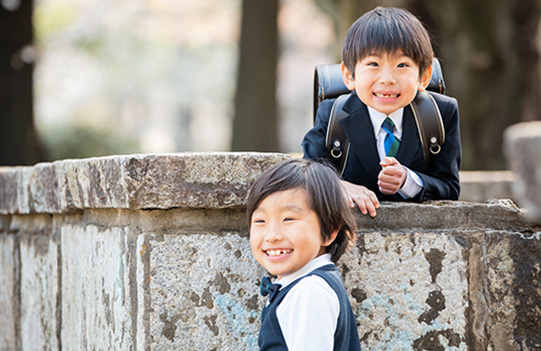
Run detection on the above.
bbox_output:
[343,7,433,74]
[358,20,422,64]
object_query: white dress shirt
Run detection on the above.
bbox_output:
[367,106,424,198]
[275,254,339,351]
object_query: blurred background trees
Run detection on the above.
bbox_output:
[405,0,541,169]
[0,0,540,169]
[232,0,279,151]
[0,0,42,165]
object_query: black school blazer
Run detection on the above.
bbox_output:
[302,92,461,202]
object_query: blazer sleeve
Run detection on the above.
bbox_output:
[416,93,462,201]
[302,99,335,161]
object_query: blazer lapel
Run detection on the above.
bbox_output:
[339,95,381,178]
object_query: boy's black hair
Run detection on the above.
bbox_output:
[342,7,433,77]
[246,158,357,263]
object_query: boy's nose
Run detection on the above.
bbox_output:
[264,223,283,242]
[379,67,396,85]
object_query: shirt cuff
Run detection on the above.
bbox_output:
[398,167,424,199]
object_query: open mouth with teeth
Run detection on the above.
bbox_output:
[265,249,293,257]
[374,92,400,98]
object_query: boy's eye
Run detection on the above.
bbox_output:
[283,217,296,222]
[397,62,409,68]
[252,219,265,224]
[367,62,379,67]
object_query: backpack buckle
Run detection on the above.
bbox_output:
[330,139,343,158]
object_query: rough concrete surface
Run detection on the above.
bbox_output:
[0,152,290,215]
[61,224,135,350]
[343,231,468,350]
[18,215,59,351]
[0,230,18,351]
[141,232,265,351]
[1,152,540,351]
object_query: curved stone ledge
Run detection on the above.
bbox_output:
[1,152,536,231]
[1,152,540,350]
[0,152,290,215]
[355,199,538,232]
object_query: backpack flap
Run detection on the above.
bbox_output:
[314,64,350,121]
[427,58,446,94]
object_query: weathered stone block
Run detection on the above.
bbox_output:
[484,230,541,350]
[504,121,541,220]
[139,232,265,350]
[459,171,515,203]
[17,215,59,351]
[60,224,136,350]
[0,153,290,215]
[0,226,18,351]
[341,232,468,350]
[353,199,532,232]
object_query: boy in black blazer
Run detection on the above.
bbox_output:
[302,7,461,217]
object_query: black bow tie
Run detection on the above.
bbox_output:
[260,276,281,303]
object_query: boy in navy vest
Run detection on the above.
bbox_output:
[247,158,361,350]
[303,7,461,217]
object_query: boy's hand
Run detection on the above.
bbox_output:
[340,180,379,217]
[378,157,407,195]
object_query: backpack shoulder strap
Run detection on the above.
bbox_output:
[409,91,445,165]
[325,94,350,175]
[325,91,445,173]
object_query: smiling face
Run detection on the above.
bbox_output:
[341,50,432,116]
[249,188,336,279]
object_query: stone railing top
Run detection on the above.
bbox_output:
[0,152,538,231]
[354,198,538,232]
[0,152,290,214]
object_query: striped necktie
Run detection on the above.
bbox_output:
[382,117,400,157]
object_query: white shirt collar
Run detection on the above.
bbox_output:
[276,254,333,288]
[367,106,404,137]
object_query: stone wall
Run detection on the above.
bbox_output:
[504,121,541,220]
[0,152,540,351]
[458,171,515,203]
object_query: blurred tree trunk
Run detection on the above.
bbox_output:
[0,0,43,166]
[404,0,541,170]
[232,0,279,151]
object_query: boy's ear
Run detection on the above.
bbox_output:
[341,62,356,91]
[322,229,339,247]
[418,65,433,92]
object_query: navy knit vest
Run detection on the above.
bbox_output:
[258,264,361,351]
